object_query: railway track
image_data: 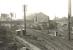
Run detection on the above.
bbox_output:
[24,29,63,50]
[25,29,73,50]
[17,29,61,50]
[39,30,73,49]
[23,35,59,50]
[16,36,48,50]
[30,29,68,50]
[33,29,73,49]
[16,29,73,50]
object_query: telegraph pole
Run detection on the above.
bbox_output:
[68,0,71,40]
[55,16,57,36]
[24,5,26,35]
[10,13,13,29]
[48,16,50,34]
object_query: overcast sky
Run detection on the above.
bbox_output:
[0,0,72,19]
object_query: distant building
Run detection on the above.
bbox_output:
[53,17,68,39]
[11,12,49,30]
[0,13,11,21]
[27,12,49,23]
[0,13,11,28]
[26,12,49,30]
